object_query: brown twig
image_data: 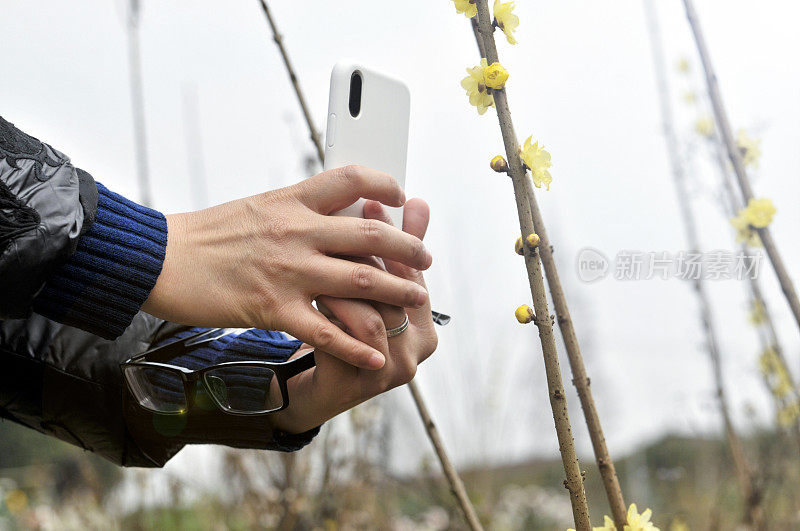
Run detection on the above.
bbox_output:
[408,381,484,530]
[682,0,800,339]
[472,1,591,528]
[470,17,626,531]
[256,3,483,528]
[257,0,324,164]
[643,1,764,526]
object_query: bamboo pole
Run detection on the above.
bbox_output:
[682,0,800,338]
[256,3,483,529]
[472,1,591,528]
[643,1,764,525]
[469,19,627,531]
[125,0,152,206]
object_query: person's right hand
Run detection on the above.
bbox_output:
[142,165,432,370]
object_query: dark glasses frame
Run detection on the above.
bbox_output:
[121,328,316,416]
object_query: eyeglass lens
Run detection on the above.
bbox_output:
[203,365,283,413]
[124,366,188,414]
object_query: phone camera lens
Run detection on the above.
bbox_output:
[349,71,362,118]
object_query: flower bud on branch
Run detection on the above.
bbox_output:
[490,155,508,173]
[515,304,534,324]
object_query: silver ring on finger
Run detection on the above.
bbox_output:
[386,314,410,338]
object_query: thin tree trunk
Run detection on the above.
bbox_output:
[257,3,483,529]
[643,1,764,526]
[470,15,627,531]
[682,0,800,338]
[126,0,152,206]
[472,1,591,528]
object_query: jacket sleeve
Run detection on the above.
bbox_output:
[0,314,319,468]
[1,115,167,340]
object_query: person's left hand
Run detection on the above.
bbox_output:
[272,198,438,434]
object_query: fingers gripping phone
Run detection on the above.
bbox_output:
[323,61,410,228]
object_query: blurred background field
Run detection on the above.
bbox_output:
[3,419,799,529]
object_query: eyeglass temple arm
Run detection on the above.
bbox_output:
[283,351,316,379]
[133,328,229,363]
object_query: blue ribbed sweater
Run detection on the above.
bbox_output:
[30,183,317,451]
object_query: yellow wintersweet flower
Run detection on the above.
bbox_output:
[748,299,766,325]
[778,401,800,428]
[515,304,534,323]
[625,504,659,531]
[520,136,553,190]
[774,366,793,398]
[694,116,714,138]
[729,212,761,247]
[461,58,495,115]
[742,198,776,228]
[493,0,519,44]
[484,62,509,89]
[594,515,617,531]
[452,0,477,18]
[677,57,690,73]
[736,129,761,168]
[758,346,779,376]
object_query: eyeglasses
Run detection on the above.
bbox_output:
[121,328,315,416]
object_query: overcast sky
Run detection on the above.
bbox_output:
[3,0,799,479]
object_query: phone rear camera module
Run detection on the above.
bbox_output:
[349,71,362,118]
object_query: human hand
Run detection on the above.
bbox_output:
[142,166,432,370]
[272,198,438,434]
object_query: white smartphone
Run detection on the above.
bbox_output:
[323,61,410,228]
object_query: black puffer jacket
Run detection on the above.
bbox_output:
[1,116,314,466]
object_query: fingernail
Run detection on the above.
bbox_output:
[415,288,429,307]
[424,248,433,268]
[368,352,386,370]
